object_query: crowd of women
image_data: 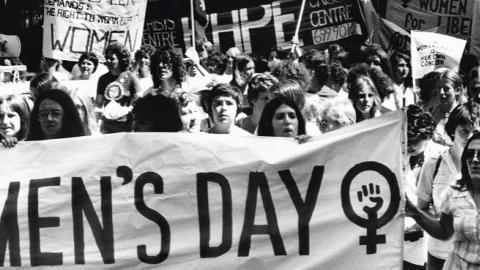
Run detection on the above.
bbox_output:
[2,39,480,269]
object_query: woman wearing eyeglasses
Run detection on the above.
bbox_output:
[407,131,480,270]
[27,89,85,141]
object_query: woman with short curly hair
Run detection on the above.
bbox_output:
[95,42,142,134]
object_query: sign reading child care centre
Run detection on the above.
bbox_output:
[0,112,405,269]
[42,0,148,61]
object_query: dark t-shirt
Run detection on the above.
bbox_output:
[97,71,139,107]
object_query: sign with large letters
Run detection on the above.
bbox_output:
[0,112,405,269]
[43,0,148,61]
[142,0,364,56]
[385,0,476,51]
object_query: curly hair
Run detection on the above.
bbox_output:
[347,64,395,102]
[419,71,440,104]
[328,43,350,69]
[149,45,186,88]
[407,105,435,140]
[299,49,328,70]
[105,42,131,71]
[314,60,347,89]
[363,44,392,77]
[134,44,156,63]
[78,52,99,73]
[247,73,279,104]
[205,51,227,75]
[201,83,239,118]
[270,60,311,91]
[347,63,394,101]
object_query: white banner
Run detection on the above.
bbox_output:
[42,0,148,61]
[410,31,466,85]
[0,112,405,269]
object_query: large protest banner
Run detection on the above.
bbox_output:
[0,112,405,269]
[143,0,364,56]
[385,0,476,51]
[42,0,148,61]
[410,31,466,87]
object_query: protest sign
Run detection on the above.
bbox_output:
[42,0,148,61]
[0,112,405,269]
[143,0,364,56]
[385,0,475,50]
[410,31,466,87]
[0,34,21,58]
[470,1,480,56]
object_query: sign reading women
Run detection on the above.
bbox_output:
[43,0,148,61]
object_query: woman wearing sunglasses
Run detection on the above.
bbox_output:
[408,130,480,269]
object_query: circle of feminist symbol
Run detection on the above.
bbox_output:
[341,161,400,254]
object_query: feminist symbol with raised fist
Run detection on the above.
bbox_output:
[341,162,400,254]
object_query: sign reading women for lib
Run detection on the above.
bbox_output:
[42,0,148,61]
[0,112,405,269]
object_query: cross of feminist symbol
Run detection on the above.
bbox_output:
[357,183,386,254]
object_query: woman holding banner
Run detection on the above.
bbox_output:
[28,89,85,141]
[408,131,480,270]
[0,95,30,147]
[201,84,250,135]
[257,96,308,143]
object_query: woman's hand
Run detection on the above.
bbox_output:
[1,136,18,148]
[405,193,419,218]
[294,135,312,144]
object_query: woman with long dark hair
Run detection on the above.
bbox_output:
[28,89,85,140]
[257,96,306,138]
